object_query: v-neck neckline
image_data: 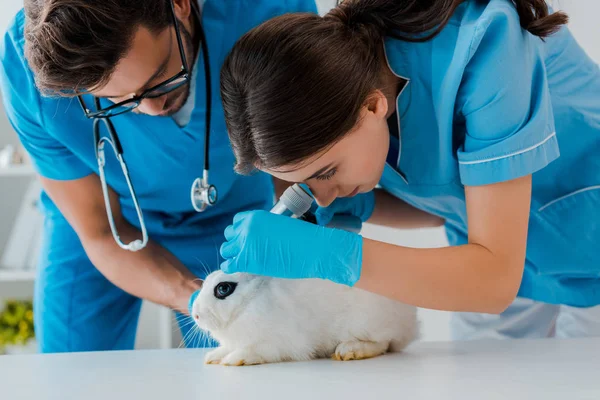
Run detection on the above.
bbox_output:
[383,39,411,183]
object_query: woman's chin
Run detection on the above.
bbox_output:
[363,181,379,193]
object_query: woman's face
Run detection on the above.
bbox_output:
[265,92,391,207]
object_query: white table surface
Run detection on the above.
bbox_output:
[1,338,598,400]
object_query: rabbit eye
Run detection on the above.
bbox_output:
[214,282,237,300]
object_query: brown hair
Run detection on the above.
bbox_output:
[220,0,568,175]
[23,0,172,96]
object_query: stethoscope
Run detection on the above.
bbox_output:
[189,2,218,213]
[79,0,216,252]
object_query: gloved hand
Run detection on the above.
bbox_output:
[220,210,363,286]
[314,190,376,226]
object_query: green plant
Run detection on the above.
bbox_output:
[0,300,35,351]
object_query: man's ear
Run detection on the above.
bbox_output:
[172,0,192,21]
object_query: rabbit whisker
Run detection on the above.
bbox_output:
[179,324,199,349]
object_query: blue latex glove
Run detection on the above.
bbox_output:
[220,210,363,286]
[314,190,376,226]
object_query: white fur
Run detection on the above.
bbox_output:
[192,271,418,366]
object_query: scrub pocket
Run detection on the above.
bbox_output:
[527,186,600,277]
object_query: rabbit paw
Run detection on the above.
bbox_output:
[333,340,389,361]
[204,347,231,365]
[220,349,266,367]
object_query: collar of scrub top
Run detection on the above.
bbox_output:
[381,40,411,184]
[75,0,211,252]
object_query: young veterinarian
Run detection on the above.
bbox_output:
[218,0,600,340]
[0,0,316,353]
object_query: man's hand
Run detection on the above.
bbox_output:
[40,174,201,314]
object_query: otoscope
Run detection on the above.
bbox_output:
[270,184,362,234]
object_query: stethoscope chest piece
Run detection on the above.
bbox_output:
[191,172,218,213]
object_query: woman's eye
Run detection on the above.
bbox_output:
[214,282,238,300]
[316,168,337,181]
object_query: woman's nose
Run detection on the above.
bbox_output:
[311,185,338,208]
[137,96,168,116]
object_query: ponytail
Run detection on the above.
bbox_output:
[512,0,569,37]
[326,0,458,42]
[326,0,567,43]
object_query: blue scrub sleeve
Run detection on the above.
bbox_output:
[455,5,560,186]
[237,0,318,36]
[0,15,92,181]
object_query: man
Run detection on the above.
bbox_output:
[0,0,316,353]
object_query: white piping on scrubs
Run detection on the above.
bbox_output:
[458,132,557,165]
[382,41,410,184]
[538,185,600,212]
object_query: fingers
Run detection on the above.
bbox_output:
[224,224,236,241]
[220,210,272,276]
[219,239,239,260]
[220,259,234,274]
[233,210,252,224]
[221,211,258,267]
[314,207,334,226]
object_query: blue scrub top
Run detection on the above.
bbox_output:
[379,0,600,307]
[0,0,318,239]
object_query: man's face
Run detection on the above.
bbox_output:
[92,3,195,117]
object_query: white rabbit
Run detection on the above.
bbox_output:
[191,270,418,366]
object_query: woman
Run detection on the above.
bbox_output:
[218,0,600,340]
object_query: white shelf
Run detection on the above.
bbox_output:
[0,164,36,177]
[0,269,36,282]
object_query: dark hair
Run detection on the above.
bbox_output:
[23,0,172,96]
[220,0,568,175]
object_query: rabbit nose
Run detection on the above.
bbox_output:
[188,290,200,316]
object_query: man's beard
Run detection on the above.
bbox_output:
[160,84,191,116]
[160,22,197,117]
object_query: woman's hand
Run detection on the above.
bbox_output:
[219,210,363,286]
[314,191,376,225]
[316,188,445,229]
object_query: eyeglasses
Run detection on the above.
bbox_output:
[77,0,189,118]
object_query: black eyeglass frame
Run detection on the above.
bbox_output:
[77,0,189,119]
